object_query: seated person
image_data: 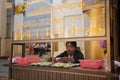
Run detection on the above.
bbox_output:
[32,43,48,57]
[39,43,46,57]
[32,43,40,55]
[28,46,34,55]
[53,41,84,63]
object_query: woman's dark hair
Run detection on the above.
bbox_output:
[66,41,77,47]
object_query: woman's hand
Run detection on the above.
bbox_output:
[52,58,57,63]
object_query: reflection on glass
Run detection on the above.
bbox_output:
[13,45,22,57]
[84,7,105,36]
[13,40,107,61]
[51,40,106,60]
[13,0,106,40]
[25,42,51,61]
[64,14,83,38]
[83,0,104,6]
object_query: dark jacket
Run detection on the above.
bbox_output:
[56,50,84,63]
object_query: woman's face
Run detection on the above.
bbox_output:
[66,43,76,55]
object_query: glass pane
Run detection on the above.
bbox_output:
[13,0,52,40]
[25,42,51,61]
[13,0,106,40]
[23,40,107,61]
[13,45,22,57]
[64,14,83,37]
[83,7,105,36]
[52,40,106,60]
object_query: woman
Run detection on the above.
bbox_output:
[53,41,84,63]
[28,46,34,55]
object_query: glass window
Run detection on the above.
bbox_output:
[13,0,106,40]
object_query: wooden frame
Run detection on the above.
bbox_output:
[9,0,120,80]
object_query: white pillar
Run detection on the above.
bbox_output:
[0,0,7,56]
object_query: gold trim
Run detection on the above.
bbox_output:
[12,36,107,43]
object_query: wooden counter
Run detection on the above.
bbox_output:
[9,64,119,80]
[0,58,9,78]
[0,56,9,59]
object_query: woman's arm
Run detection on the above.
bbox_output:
[73,51,84,63]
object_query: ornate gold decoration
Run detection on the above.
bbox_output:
[52,17,61,24]
[17,23,23,29]
[15,5,24,14]
[34,19,39,26]
[63,1,82,9]
[15,2,29,14]
[76,2,82,8]
[23,22,29,29]
[30,7,50,16]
